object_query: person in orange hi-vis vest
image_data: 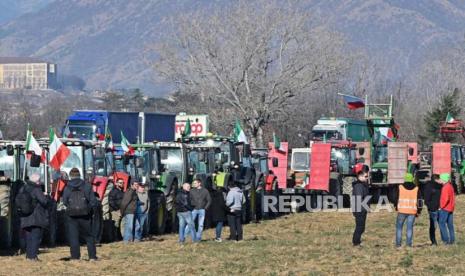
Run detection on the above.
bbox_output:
[394,173,422,248]
[438,173,455,245]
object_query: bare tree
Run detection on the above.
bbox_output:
[154,0,352,147]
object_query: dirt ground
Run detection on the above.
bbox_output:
[0,196,463,275]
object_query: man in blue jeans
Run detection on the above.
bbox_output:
[120,182,138,243]
[135,182,149,242]
[187,179,211,241]
[424,174,442,245]
[176,183,196,243]
[394,173,422,247]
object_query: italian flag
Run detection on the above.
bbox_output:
[104,125,114,151]
[26,127,43,159]
[121,131,134,155]
[446,112,455,123]
[234,120,248,144]
[182,119,192,137]
[49,128,71,171]
[273,132,285,152]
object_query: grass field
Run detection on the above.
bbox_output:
[0,196,464,275]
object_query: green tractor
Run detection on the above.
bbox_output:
[183,135,256,223]
[114,142,187,235]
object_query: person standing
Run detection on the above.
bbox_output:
[438,173,455,245]
[18,173,49,261]
[189,179,211,241]
[176,183,196,244]
[135,182,149,242]
[394,173,422,247]
[352,163,370,246]
[210,185,228,242]
[62,168,99,261]
[109,178,125,239]
[120,181,138,243]
[424,174,442,245]
[226,182,245,242]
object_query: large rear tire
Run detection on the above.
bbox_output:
[342,176,355,208]
[101,182,115,243]
[149,192,167,235]
[453,172,462,194]
[165,180,178,233]
[0,183,13,248]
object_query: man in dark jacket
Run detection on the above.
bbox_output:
[109,178,125,239]
[423,174,442,245]
[176,183,196,243]
[210,185,228,242]
[20,173,49,261]
[352,163,370,246]
[188,179,211,241]
[120,181,138,243]
[62,168,99,261]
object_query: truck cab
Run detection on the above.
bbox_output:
[290,148,311,188]
[311,118,370,142]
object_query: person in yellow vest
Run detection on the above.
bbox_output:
[394,173,423,247]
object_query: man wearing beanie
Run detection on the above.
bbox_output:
[438,173,455,245]
[393,173,422,247]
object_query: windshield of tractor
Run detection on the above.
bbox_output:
[160,148,183,173]
[0,149,15,179]
[66,121,96,141]
[373,146,388,163]
[60,146,84,177]
[312,130,342,141]
[331,148,354,174]
[292,151,310,172]
[124,151,151,180]
[188,150,208,174]
[94,150,113,176]
[452,146,462,165]
[252,156,267,173]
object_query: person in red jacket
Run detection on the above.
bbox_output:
[438,173,455,244]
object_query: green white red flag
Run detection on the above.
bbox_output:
[49,128,70,171]
[121,131,134,155]
[26,126,43,159]
[104,125,114,151]
[273,132,285,152]
[234,120,248,144]
[446,112,455,123]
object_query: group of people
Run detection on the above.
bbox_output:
[19,168,99,261]
[109,178,150,243]
[352,163,456,247]
[176,178,246,244]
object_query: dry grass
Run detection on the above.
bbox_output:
[1,197,464,275]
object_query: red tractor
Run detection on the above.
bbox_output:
[50,139,129,244]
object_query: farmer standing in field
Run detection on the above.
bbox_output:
[109,178,125,239]
[437,173,455,245]
[424,174,442,245]
[188,178,211,241]
[393,173,422,247]
[176,183,196,244]
[352,163,370,247]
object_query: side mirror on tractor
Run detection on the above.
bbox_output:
[30,153,41,167]
[358,148,365,156]
[6,145,14,156]
[408,147,414,156]
[272,157,279,167]
[243,144,251,157]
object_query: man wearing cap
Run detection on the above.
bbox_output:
[352,163,370,246]
[393,173,422,247]
[438,173,455,245]
[135,182,149,242]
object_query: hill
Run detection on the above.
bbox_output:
[1,0,465,94]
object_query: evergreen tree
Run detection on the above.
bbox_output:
[424,88,461,142]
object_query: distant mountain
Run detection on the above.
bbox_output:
[0,0,54,24]
[1,0,465,95]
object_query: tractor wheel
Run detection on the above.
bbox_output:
[43,200,57,247]
[149,192,167,235]
[248,182,257,222]
[453,172,462,194]
[165,180,178,233]
[342,176,355,208]
[0,183,13,248]
[92,204,104,244]
[101,182,115,242]
[255,177,265,221]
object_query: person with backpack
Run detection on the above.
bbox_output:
[210,184,228,242]
[17,173,49,261]
[120,181,139,243]
[109,178,125,239]
[226,181,246,242]
[62,168,99,261]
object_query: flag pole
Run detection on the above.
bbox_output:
[22,124,30,181]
